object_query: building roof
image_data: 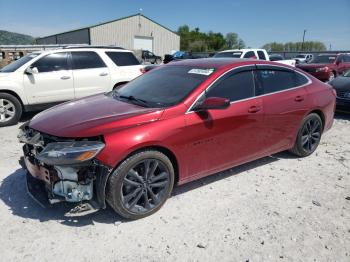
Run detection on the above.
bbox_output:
[37,13,178,40]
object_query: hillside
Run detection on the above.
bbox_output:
[0,30,35,45]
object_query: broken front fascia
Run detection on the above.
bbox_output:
[18,123,112,208]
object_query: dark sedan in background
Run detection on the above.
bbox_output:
[329,69,350,110]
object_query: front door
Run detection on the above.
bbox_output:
[184,67,266,180]
[23,52,74,104]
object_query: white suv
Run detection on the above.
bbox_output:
[0,47,143,126]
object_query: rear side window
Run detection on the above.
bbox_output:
[71,51,106,70]
[206,71,255,102]
[295,72,309,86]
[243,51,256,59]
[32,52,69,73]
[257,51,267,60]
[256,69,297,94]
[106,52,140,66]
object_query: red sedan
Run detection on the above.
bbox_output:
[19,59,335,219]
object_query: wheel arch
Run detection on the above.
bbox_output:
[113,81,128,90]
[118,145,180,185]
[308,109,325,132]
[0,89,24,109]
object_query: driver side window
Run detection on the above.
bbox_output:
[31,52,69,73]
[206,70,255,102]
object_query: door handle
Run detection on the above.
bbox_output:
[99,72,108,76]
[295,96,304,102]
[60,76,71,80]
[248,106,261,113]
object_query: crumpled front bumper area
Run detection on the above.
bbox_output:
[21,129,112,215]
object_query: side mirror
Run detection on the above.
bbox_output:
[25,66,38,74]
[193,97,230,111]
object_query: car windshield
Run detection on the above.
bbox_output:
[0,53,40,72]
[310,55,336,64]
[111,66,215,107]
[296,55,306,58]
[214,52,242,58]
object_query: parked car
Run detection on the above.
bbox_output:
[269,54,287,61]
[0,46,143,127]
[163,51,210,64]
[214,49,296,67]
[140,50,162,64]
[293,54,313,63]
[297,53,350,82]
[19,58,335,219]
[328,69,350,110]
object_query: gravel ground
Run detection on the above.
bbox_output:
[0,112,349,262]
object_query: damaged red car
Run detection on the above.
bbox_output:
[19,59,335,219]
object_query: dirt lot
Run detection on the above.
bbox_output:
[0,112,349,262]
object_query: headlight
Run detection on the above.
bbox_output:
[36,141,105,165]
[316,66,329,72]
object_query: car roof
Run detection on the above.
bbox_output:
[38,48,132,55]
[219,49,264,53]
[167,58,258,69]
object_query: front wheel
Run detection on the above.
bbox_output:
[106,150,174,219]
[290,113,323,157]
[0,93,22,127]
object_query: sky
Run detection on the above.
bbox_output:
[0,0,349,50]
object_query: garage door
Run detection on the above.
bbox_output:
[134,36,153,52]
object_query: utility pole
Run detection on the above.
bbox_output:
[301,29,306,51]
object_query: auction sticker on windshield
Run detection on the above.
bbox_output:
[188,68,215,76]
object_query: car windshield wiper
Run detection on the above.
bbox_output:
[113,92,151,107]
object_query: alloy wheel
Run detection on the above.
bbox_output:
[301,118,321,153]
[121,159,170,214]
[0,98,15,123]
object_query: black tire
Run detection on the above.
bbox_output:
[0,93,22,127]
[106,150,175,219]
[290,113,323,157]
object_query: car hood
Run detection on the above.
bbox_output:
[297,63,329,69]
[329,76,350,90]
[29,93,164,137]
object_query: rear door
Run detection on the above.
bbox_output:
[184,66,266,179]
[255,65,310,154]
[104,51,142,86]
[23,52,74,104]
[71,51,111,98]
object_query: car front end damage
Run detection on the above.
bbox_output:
[18,122,112,215]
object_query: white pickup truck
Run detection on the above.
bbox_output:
[214,49,296,67]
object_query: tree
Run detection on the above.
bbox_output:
[177,25,243,52]
[262,41,327,52]
[225,32,246,49]
[225,32,238,49]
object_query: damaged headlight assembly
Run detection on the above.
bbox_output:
[36,141,105,165]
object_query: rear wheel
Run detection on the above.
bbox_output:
[106,150,174,219]
[0,93,22,127]
[290,113,323,157]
